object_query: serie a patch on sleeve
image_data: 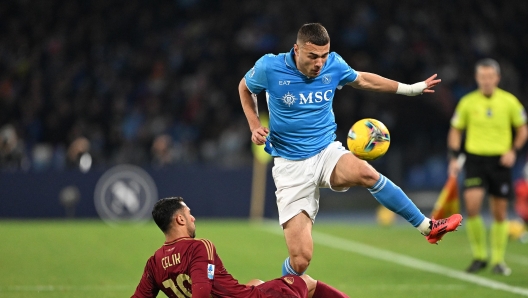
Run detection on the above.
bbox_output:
[207,264,215,279]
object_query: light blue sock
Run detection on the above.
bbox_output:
[282,257,304,276]
[368,174,425,227]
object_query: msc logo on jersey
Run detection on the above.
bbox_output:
[282,92,297,106]
[282,90,333,106]
[207,264,215,279]
[94,164,158,225]
[322,74,332,84]
[299,90,333,104]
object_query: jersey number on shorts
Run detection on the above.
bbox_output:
[162,274,192,298]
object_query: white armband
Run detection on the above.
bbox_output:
[396,82,428,96]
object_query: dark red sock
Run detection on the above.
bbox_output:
[312,281,349,298]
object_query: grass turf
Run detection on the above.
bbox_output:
[0,220,527,298]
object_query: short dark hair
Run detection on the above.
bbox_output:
[152,197,185,233]
[297,23,330,46]
[475,58,500,75]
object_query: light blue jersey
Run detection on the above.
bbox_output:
[244,48,358,160]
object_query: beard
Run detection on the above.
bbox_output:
[188,226,196,238]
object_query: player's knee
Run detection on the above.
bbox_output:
[290,252,311,272]
[357,162,379,187]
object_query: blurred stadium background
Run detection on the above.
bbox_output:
[1,0,528,297]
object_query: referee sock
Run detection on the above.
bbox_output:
[368,174,428,233]
[313,281,348,298]
[282,257,304,276]
[490,220,509,265]
[466,215,488,260]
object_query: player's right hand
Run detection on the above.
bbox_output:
[422,74,441,93]
[251,127,269,145]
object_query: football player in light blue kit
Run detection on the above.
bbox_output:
[238,23,463,276]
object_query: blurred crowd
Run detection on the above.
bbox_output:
[1,0,527,185]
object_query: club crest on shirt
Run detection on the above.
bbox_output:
[283,277,294,284]
[322,74,332,84]
[282,92,297,106]
[207,264,215,279]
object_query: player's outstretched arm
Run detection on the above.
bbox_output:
[239,78,269,145]
[347,72,441,96]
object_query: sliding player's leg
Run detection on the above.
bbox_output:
[299,274,349,298]
[256,274,349,298]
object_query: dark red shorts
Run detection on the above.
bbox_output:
[256,275,308,298]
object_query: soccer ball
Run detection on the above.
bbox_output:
[347,118,390,160]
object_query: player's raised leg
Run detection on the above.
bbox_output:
[282,212,313,275]
[331,153,462,243]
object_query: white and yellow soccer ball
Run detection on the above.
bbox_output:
[347,118,391,161]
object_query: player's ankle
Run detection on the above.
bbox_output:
[282,257,305,276]
[417,217,432,235]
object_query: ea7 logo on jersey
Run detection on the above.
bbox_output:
[207,264,215,279]
[279,80,290,85]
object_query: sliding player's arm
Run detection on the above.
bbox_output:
[189,239,216,298]
[131,257,160,298]
[347,72,440,96]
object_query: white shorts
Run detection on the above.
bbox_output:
[272,141,350,225]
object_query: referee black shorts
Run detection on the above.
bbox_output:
[464,153,512,200]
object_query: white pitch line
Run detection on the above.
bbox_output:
[261,226,528,297]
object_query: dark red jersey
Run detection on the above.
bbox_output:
[132,237,307,298]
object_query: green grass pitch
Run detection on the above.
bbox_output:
[0,220,527,298]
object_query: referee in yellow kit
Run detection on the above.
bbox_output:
[448,58,528,275]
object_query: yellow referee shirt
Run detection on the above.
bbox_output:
[451,88,527,156]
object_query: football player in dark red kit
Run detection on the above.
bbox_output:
[132,197,348,298]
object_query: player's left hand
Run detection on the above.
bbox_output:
[500,150,516,168]
[422,74,441,93]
